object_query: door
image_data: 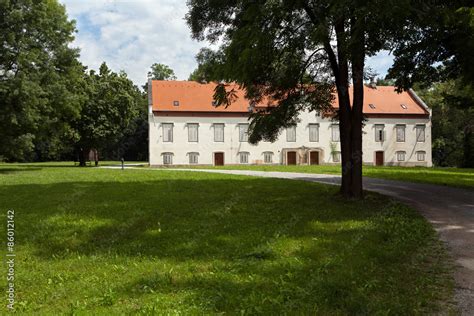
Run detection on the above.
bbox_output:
[287,151,297,165]
[375,151,384,166]
[214,152,224,166]
[309,151,319,165]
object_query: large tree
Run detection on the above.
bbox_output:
[188,48,223,82]
[0,0,84,161]
[148,63,177,80]
[417,80,474,167]
[187,0,461,198]
[388,5,473,90]
[74,63,142,166]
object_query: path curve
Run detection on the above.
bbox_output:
[168,168,474,314]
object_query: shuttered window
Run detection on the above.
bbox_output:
[162,124,173,142]
[417,151,426,161]
[187,123,199,142]
[163,153,173,165]
[239,152,249,164]
[263,152,273,163]
[375,124,384,142]
[396,125,405,142]
[416,125,425,142]
[309,124,319,142]
[331,124,340,142]
[188,152,199,164]
[214,124,224,142]
[286,126,296,142]
[239,124,249,142]
[397,151,406,161]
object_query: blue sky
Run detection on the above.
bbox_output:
[60,0,394,86]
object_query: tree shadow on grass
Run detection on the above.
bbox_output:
[0,167,43,174]
[0,176,451,314]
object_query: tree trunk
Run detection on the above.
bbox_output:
[337,87,353,198]
[349,17,366,199]
[350,71,364,199]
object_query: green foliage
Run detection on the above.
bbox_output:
[148,63,176,80]
[188,48,224,82]
[388,3,474,90]
[416,80,474,167]
[0,0,84,161]
[375,77,395,86]
[0,165,453,313]
[75,63,143,162]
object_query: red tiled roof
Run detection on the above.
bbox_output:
[151,80,429,115]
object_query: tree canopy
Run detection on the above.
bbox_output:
[186,0,468,198]
[148,63,177,80]
[188,48,224,83]
[0,0,84,161]
[74,63,143,165]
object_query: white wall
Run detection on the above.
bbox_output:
[149,110,432,167]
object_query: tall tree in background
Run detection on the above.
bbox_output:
[388,5,473,90]
[417,80,474,167]
[148,63,176,80]
[74,63,142,166]
[388,4,473,168]
[187,0,465,198]
[188,48,223,82]
[0,0,84,161]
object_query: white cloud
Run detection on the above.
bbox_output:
[60,0,205,86]
[60,0,395,86]
[366,50,394,79]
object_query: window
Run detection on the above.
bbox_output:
[214,123,224,142]
[286,126,296,142]
[239,152,249,164]
[416,125,425,142]
[397,151,406,162]
[187,123,199,142]
[173,100,179,106]
[309,124,319,142]
[375,124,384,142]
[188,152,199,164]
[400,104,408,109]
[162,152,173,165]
[263,152,273,164]
[417,151,426,161]
[331,124,340,142]
[396,125,405,142]
[162,123,173,142]
[369,103,376,109]
[239,124,249,142]
[333,151,341,162]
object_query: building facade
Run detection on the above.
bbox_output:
[149,81,432,167]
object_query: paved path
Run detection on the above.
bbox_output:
[105,166,474,313]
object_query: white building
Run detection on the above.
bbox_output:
[148,80,432,167]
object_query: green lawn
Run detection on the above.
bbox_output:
[188,164,474,189]
[0,164,453,314]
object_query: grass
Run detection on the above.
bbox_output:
[0,164,453,314]
[185,164,474,189]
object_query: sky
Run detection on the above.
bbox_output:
[59,0,394,86]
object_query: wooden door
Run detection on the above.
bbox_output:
[309,151,319,165]
[214,152,224,166]
[287,151,297,165]
[375,151,384,166]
